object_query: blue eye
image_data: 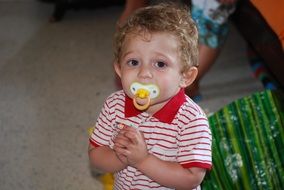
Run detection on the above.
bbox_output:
[154,61,167,68]
[127,59,139,67]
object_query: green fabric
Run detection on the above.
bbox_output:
[202,90,284,189]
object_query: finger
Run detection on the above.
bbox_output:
[114,134,131,146]
[124,131,139,144]
[118,126,133,135]
[125,129,145,141]
[117,129,126,136]
[113,145,124,152]
[115,131,131,141]
[115,133,129,141]
[114,142,126,149]
[114,146,130,156]
[114,138,130,148]
[123,126,137,132]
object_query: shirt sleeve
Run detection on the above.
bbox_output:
[177,114,212,170]
[89,99,114,148]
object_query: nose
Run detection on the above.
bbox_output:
[138,64,152,79]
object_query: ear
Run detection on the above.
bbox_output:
[180,66,198,88]
[114,61,122,78]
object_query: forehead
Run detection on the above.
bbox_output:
[123,31,180,49]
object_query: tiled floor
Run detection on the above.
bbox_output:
[0,1,263,190]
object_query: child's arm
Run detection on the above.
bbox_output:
[115,127,207,189]
[135,154,206,190]
[88,143,127,173]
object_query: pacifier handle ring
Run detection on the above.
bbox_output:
[133,95,151,111]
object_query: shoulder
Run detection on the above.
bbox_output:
[104,90,125,104]
[181,96,207,118]
[99,90,126,112]
[175,95,208,128]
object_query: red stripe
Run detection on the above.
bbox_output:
[96,123,112,136]
[180,108,196,118]
[144,131,177,138]
[100,111,112,124]
[181,129,211,136]
[89,139,101,147]
[146,138,176,145]
[151,151,177,158]
[179,148,211,154]
[187,105,199,113]
[193,147,211,151]
[141,124,178,133]
[92,132,109,143]
[190,117,208,122]
[179,152,211,158]
[179,141,211,148]
[181,162,212,170]
[177,114,207,125]
[179,136,211,142]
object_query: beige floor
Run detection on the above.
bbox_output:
[0,1,263,190]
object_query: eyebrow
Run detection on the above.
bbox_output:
[121,51,136,59]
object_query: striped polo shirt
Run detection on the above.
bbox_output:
[90,89,212,190]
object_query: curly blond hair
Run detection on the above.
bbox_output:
[113,3,199,73]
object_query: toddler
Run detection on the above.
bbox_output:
[89,3,212,190]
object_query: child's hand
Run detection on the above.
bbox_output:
[117,126,148,168]
[114,149,128,165]
[113,130,130,165]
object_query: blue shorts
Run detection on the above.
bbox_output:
[191,0,236,48]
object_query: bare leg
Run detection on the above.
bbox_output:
[186,44,221,98]
[231,0,284,89]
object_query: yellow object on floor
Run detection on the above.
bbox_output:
[99,173,114,190]
[88,127,94,136]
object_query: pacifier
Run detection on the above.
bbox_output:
[130,82,160,110]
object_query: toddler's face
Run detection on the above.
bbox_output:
[115,32,189,112]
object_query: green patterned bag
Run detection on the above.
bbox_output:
[202,90,284,189]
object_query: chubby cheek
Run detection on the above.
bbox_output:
[158,84,179,99]
[156,78,182,99]
[120,74,135,98]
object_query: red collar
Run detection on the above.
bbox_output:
[124,89,186,123]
